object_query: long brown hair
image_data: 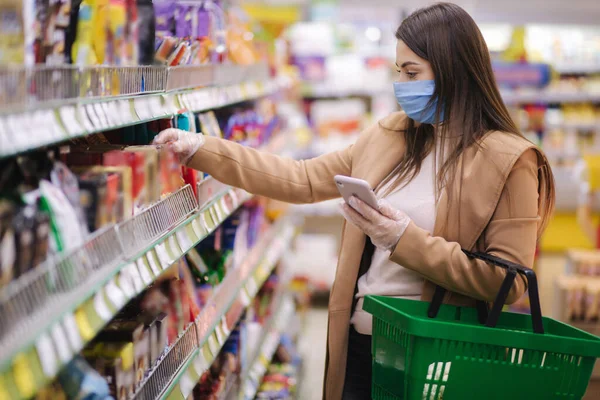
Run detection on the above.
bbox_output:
[380,2,555,234]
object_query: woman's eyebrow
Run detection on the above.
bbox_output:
[396,61,421,68]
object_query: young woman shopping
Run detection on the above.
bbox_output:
[154,3,555,399]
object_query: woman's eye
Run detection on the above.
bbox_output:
[406,72,417,79]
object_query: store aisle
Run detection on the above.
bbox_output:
[298,307,329,399]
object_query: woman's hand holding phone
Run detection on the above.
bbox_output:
[153,129,205,164]
[340,196,412,252]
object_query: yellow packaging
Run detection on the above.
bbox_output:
[0,0,24,65]
[72,0,108,65]
[107,0,126,64]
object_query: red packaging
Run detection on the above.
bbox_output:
[104,151,147,209]
[182,166,198,197]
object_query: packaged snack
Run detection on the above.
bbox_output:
[39,180,86,253]
[77,172,108,231]
[32,207,50,268]
[104,150,147,212]
[0,0,26,65]
[42,0,72,65]
[77,166,130,229]
[88,341,135,400]
[0,201,16,287]
[123,146,159,204]
[137,313,158,367]
[13,205,36,277]
[124,0,137,64]
[174,3,193,38]
[106,0,127,64]
[154,311,168,352]
[51,161,88,235]
[57,356,111,400]
[135,0,153,64]
[152,0,173,38]
[96,319,150,385]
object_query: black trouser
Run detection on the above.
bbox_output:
[342,326,372,400]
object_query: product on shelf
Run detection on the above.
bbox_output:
[193,320,241,399]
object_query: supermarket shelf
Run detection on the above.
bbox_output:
[502,90,600,105]
[300,83,390,98]
[546,121,600,131]
[554,63,600,75]
[0,63,268,113]
[0,73,290,159]
[152,220,297,400]
[0,184,252,399]
[239,295,296,400]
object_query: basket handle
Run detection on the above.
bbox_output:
[427,250,544,334]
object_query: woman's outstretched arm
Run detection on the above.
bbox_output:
[154,129,354,204]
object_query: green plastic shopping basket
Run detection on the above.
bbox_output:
[364,250,600,400]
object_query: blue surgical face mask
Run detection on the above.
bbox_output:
[393,80,443,124]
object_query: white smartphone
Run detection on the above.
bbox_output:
[334,175,379,210]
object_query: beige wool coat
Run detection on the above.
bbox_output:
[188,111,552,399]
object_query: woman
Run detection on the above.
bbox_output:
[155,3,555,399]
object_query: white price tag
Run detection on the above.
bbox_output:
[147,96,163,117]
[155,243,172,267]
[168,235,182,258]
[176,229,193,252]
[193,352,209,375]
[119,100,134,123]
[50,323,72,363]
[62,314,83,352]
[181,93,191,111]
[162,94,178,115]
[134,97,152,120]
[117,269,136,298]
[58,105,84,137]
[146,251,161,276]
[94,102,109,128]
[191,218,204,238]
[179,372,196,397]
[176,94,187,111]
[193,91,204,111]
[31,112,52,144]
[215,324,225,345]
[105,279,127,309]
[36,333,58,377]
[103,101,119,126]
[6,115,22,151]
[221,316,230,337]
[136,258,153,285]
[246,276,258,297]
[77,105,95,132]
[239,288,251,307]
[84,104,101,130]
[207,334,219,356]
[0,118,9,156]
[125,263,144,292]
[94,291,113,322]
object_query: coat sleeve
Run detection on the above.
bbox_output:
[389,149,540,303]
[187,136,353,204]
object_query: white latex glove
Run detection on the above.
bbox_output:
[153,128,205,165]
[340,196,411,251]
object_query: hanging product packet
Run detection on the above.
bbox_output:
[136,0,155,64]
